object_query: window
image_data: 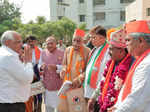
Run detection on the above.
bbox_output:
[58,0,63,2]
[120,11,125,21]
[120,0,134,3]
[79,15,85,22]
[93,0,105,5]
[94,12,105,21]
[58,16,63,20]
[147,8,150,16]
[79,0,84,3]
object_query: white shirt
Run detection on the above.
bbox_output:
[0,46,34,103]
[84,46,110,98]
[115,53,150,112]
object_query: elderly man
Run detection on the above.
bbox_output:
[59,29,91,112]
[0,31,33,112]
[88,28,133,112]
[109,20,150,112]
[40,36,64,112]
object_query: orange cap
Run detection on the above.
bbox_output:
[107,28,116,41]
[125,20,150,34]
[73,29,85,38]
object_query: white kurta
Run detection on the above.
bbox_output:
[114,53,150,112]
[45,90,59,108]
[84,46,110,99]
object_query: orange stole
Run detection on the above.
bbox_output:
[25,96,34,112]
[102,60,115,101]
[90,44,109,89]
[60,46,85,99]
[34,46,41,61]
[102,54,131,102]
[64,46,85,81]
[122,49,150,101]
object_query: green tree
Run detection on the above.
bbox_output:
[78,23,87,31]
[0,0,21,23]
[36,16,46,24]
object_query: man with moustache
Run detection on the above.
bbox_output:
[59,29,91,112]
[84,25,110,112]
[26,36,42,112]
[110,20,150,112]
[40,36,64,112]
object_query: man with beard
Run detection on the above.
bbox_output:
[26,36,42,112]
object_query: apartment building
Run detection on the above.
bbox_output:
[49,0,135,29]
[126,0,150,22]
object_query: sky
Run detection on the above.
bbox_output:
[10,0,50,23]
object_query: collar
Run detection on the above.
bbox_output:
[2,45,19,57]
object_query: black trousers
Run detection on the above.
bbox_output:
[94,101,100,112]
[0,103,25,112]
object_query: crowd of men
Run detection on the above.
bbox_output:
[0,20,150,112]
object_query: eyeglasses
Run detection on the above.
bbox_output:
[14,40,22,44]
[90,34,104,40]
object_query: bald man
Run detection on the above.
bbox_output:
[39,36,64,112]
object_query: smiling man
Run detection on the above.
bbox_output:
[40,36,64,112]
[0,31,33,112]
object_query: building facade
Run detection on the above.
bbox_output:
[49,0,135,29]
[126,0,150,22]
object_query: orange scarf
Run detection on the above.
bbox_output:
[34,46,41,61]
[102,60,115,101]
[60,46,85,99]
[122,49,150,101]
[90,44,109,88]
[102,54,131,102]
[64,46,85,81]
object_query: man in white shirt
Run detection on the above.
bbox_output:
[84,25,110,112]
[0,30,34,112]
[109,20,150,112]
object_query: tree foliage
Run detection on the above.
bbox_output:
[17,17,77,45]
[0,0,86,46]
[0,0,21,23]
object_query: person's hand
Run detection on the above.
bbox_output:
[40,64,46,76]
[71,78,80,89]
[24,45,32,63]
[107,106,116,112]
[87,98,96,112]
[60,69,66,79]
[47,64,57,71]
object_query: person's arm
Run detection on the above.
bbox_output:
[115,62,150,112]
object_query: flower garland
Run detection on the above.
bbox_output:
[64,46,85,81]
[98,54,132,112]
